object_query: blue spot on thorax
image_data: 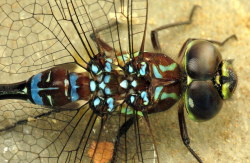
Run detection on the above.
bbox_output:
[104,87,111,95]
[93,97,101,107]
[154,86,163,100]
[139,62,147,76]
[107,97,114,112]
[141,91,149,105]
[152,65,163,79]
[131,80,137,88]
[128,65,134,73]
[105,62,112,72]
[104,75,111,83]
[99,82,106,90]
[120,80,128,89]
[91,64,99,74]
[90,80,96,92]
[129,95,136,103]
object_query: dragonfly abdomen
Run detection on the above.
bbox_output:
[0,68,92,107]
[27,68,92,106]
[0,81,28,100]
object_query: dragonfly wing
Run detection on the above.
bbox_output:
[0,101,114,163]
[0,0,148,72]
[110,107,160,163]
[0,101,54,132]
[0,0,100,73]
[0,104,99,162]
[85,0,148,67]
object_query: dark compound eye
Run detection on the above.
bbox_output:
[185,81,223,121]
[185,41,222,80]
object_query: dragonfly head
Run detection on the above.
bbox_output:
[183,40,237,121]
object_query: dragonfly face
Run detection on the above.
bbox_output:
[182,40,237,121]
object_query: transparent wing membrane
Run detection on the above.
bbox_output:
[86,0,148,66]
[0,101,51,131]
[0,104,158,162]
[112,114,159,163]
[0,0,147,73]
[0,0,75,73]
[0,0,157,162]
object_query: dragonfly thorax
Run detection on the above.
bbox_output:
[86,52,182,115]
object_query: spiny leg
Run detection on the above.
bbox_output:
[111,116,136,163]
[207,34,237,46]
[177,34,237,63]
[151,5,200,50]
[134,112,144,162]
[178,103,203,163]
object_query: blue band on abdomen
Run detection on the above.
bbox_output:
[70,73,79,101]
[30,73,43,105]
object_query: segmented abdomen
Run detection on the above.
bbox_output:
[28,68,91,106]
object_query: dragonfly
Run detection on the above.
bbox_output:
[0,0,237,163]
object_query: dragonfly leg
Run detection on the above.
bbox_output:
[151,5,200,50]
[205,34,237,46]
[178,103,203,163]
[111,116,135,163]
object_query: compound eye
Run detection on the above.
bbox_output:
[185,81,223,121]
[186,41,222,80]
